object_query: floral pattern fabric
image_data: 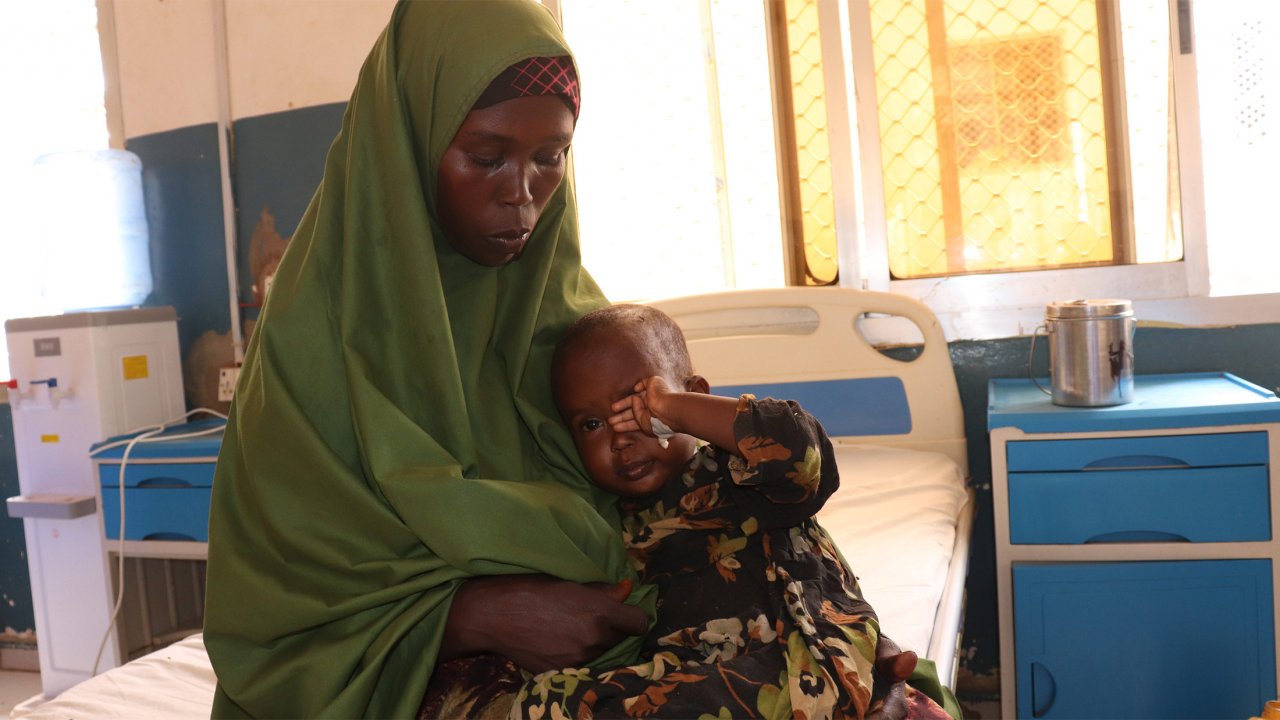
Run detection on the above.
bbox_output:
[510,397,922,719]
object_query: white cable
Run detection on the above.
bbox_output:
[88,408,228,457]
[89,407,228,675]
[92,425,162,675]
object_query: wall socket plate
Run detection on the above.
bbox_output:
[218,365,241,403]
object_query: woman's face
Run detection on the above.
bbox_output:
[436,95,575,266]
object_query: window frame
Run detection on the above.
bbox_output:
[817,0,1269,342]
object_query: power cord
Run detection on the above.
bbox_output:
[88,407,228,676]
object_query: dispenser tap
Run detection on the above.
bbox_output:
[22,378,68,408]
[3,379,32,409]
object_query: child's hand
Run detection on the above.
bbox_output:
[609,376,678,437]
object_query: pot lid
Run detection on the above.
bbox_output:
[1045,298,1133,319]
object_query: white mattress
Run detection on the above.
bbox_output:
[819,444,969,656]
[10,446,967,719]
[10,632,214,720]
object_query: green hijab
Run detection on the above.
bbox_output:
[204,2,652,717]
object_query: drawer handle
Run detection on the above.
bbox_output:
[1083,454,1190,470]
[136,478,193,488]
[1085,530,1190,543]
[142,532,198,541]
[1031,662,1056,717]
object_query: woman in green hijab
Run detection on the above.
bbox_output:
[203,1,653,717]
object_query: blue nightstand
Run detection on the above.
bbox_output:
[92,417,224,556]
[989,372,1280,719]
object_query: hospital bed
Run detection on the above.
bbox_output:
[10,286,974,718]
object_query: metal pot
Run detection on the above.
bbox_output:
[1046,299,1135,407]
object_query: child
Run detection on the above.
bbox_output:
[513,304,941,720]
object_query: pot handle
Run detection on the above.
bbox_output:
[1028,324,1053,396]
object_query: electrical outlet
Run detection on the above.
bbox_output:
[218,365,241,403]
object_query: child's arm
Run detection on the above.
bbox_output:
[611,377,837,512]
[608,375,741,452]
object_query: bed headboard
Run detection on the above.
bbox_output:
[647,287,968,474]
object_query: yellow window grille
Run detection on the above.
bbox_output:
[869,0,1118,278]
[771,0,839,285]
[951,35,1070,172]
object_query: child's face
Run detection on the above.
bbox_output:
[553,333,698,499]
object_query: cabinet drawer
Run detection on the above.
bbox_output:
[97,461,215,489]
[1013,560,1275,719]
[1009,466,1270,543]
[101,487,211,541]
[1006,431,1268,472]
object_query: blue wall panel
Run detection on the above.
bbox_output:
[0,404,35,636]
[231,103,346,316]
[127,123,231,359]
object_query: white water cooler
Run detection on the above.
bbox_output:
[4,307,184,697]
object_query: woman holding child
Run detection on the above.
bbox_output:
[204,1,936,717]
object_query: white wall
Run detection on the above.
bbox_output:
[224,0,394,120]
[111,0,219,139]
[108,0,394,138]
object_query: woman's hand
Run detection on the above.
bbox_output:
[440,574,649,674]
[868,635,916,720]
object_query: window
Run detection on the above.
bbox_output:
[852,0,1183,280]
[0,0,114,371]
[839,0,1277,329]
[828,0,1188,302]
[769,0,842,285]
[559,0,1280,339]
[559,0,786,303]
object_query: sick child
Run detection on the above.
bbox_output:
[512,304,951,720]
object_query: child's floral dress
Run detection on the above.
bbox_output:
[515,396,901,719]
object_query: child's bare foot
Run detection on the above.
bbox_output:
[874,649,917,682]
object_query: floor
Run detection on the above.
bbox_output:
[0,670,41,716]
